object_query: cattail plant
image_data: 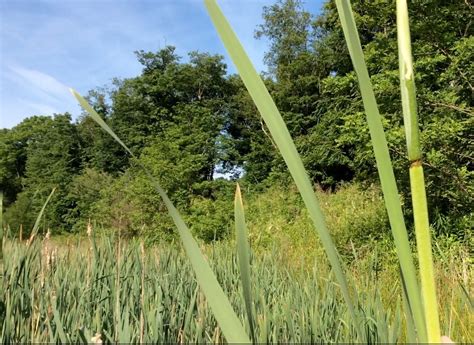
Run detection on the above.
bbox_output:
[204,0,452,343]
[2,234,470,342]
[139,241,146,344]
[204,1,361,337]
[396,0,441,341]
[334,0,445,342]
[86,219,93,288]
[333,0,431,341]
[114,222,122,342]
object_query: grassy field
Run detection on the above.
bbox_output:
[1,229,471,343]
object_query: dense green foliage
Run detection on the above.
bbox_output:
[0,0,472,242]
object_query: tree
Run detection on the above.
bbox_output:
[253,0,472,232]
[0,117,53,207]
[255,0,312,76]
[76,88,127,174]
[254,0,353,186]
[4,114,80,233]
[315,0,473,232]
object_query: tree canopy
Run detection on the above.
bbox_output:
[1,0,472,240]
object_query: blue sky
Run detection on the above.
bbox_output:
[1,0,322,129]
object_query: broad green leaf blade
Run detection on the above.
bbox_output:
[234,184,255,341]
[52,303,68,343]
[203,0,359,329]
[30,187,56,241]
[335,0,426,341]
[146,175,250,344]
[71,88,250,344]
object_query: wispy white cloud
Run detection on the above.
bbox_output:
[22,101,61,115]
[9,65,70,102]
[2,65,80,127]
[1,0,323,129]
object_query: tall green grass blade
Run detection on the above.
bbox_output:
[143,176,250,343]
[184,286,199,335]
[29,188,56,242]
[397,0,441,341]
[234,184,255,342]
[78,328,89,344]
[390,302,402,344]
[203,0,359,330]
[70,88,250,344]
[52,305,68,343]
[334,0,426,341]
[20,189,39,238]
[401,268,418,343]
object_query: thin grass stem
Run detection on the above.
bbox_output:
[397,1,441,341]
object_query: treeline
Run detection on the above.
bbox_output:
[1,0,472,241]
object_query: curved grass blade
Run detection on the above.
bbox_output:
[203,0,359,331]
[397,0,441,341]
[70,88,250,344]
[70,90,132,157]
[401,266,418,343]
[334,0,426,341]
[234,184,255,342]
[184,286,199,335]
[28,187,56,244]
[52,304,68,343]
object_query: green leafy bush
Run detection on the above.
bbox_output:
[244,182,390,260]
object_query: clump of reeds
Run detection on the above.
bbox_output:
[3,236,471,342]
